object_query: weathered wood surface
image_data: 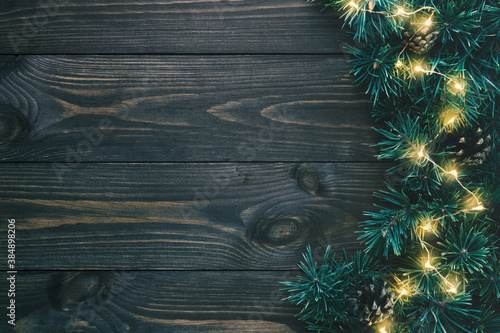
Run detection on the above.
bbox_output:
[0,0,348,54]
[0,1,386,332]
[0,55,15,68]
[1,162,389,270]
[0,55,374,162]
[1,271,306,332]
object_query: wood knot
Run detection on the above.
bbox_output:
[0,103,31,154]
[297,166,319,194]
[249,203,326,251]
[257,217,301,246]
[49,272,106,311]
[268,219,300,243]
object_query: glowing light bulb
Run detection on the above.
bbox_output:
[380,328,388,333]
[454,82,463,90]
[425,261,433,269]
[349,1,358,9]
[423,223,432,231]
[448,170,458,178]
[395,60,403,68]
[471,204,485,211]
[400,289,408,296]
[447,287,457,294]
[396,7,406,15]
[424,17,432,26]
[445,117,456,126]
[414,65,425,73]
[418,147,426,158]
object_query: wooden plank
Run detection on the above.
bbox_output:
[3,271,306,332]
[0,0,348,54]
[0,162,389,270]
[0,55,15,68]
[0,55,375,162]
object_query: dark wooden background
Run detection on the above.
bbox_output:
[0,1,387,332]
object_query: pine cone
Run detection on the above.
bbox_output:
[346,277,396,326]
[444,125,493,166]
[402,23,440,55]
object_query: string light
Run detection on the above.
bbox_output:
[415,147,484,209]
[411,65,467,95]
[343,2,436,17]
[414,65,425,73]
[396,7,406,16]
[384,5,436,18]
[441,108,463,128]
[416,227,462,296]
[445,117,456,126]
[447,169,458,179]
[471,204,485,211]
[343,0,489,310]
[380,328,388,333]
[348,2,436,17]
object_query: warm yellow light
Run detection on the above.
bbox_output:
[423,223,432,231]
[424,17,432,26]
[349,1,359,9]
[380,328,388,333]
[454,82,463,90]
[445,117,456,126]
[441,108,462,128]
[447,287,457,294]
[417,147,426,158]
[414,65,425,73]
[395,60,403,68]
[396,7,406,15]
[425,261,433,269]
[448,170,458,178]
[471,204,485,211]
[400,288,408,296]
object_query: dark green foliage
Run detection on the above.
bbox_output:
[359,186,421,257]
[410,292,477,333]
[282,246,351,324]
[439,223,492,274]
[282,247,393,332]
[346,44,404,102]
[285,1,500,332]
[324,0,402,42]
[469,306,500,333]
[471,254,500,304]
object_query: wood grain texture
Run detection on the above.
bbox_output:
[0,162,390,270]
[0,55,15,68]
[0,2,385,331]
[0,0,348,54]
[1,271,307,333]
[0,55,375,162]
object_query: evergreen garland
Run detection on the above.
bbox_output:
[282,1,500,332]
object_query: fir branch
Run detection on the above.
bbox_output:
[285,1,500,331]
[410,292,478,333]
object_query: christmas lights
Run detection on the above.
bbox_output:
[283,1,500,332]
